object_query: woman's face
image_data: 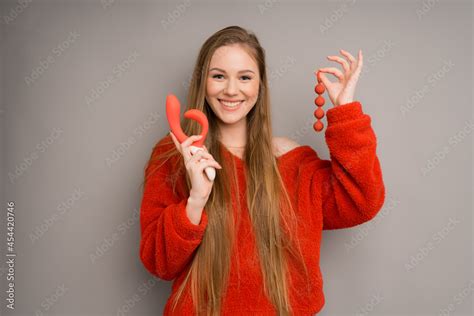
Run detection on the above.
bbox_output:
[205,44,260,126]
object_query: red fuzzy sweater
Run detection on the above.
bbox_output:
[139,101,385,315]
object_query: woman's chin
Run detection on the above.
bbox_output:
[217,114,245,125]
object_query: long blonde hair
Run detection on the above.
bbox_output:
[143,26,310,315]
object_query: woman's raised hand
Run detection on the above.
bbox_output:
[316,49,363,107]
[169,132,222,203]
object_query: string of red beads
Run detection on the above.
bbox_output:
[313,70,325,132]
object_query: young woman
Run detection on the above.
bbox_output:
[139,25,385,316]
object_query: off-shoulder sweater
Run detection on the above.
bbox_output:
[139,101,386,315]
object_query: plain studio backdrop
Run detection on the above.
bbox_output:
[0,0,472,315]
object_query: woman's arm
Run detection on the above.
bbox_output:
[139,142,208,280]
[300,101,386,230]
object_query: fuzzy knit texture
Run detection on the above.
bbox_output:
[139,101,386,315]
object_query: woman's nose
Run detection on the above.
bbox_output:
[224,79,238,95]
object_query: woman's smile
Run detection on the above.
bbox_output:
[218,99,244,111]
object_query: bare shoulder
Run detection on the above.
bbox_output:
[272,136,301,158]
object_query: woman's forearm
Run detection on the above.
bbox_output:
[186,194,207,225]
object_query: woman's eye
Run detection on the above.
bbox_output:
[212,74,251,81]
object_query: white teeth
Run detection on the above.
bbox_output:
[220,100,243,107]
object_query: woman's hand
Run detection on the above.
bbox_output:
[169,131,222,203]
[316,49,363,107]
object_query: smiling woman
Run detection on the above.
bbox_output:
[139,25,385,316]
[205,44,260,142]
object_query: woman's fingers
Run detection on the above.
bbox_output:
[187,150,211,163]
[355,49,363,74]
[169,132,188,163]
[168,133,222,172]
[196,159,222,172]
[339,49,356,70]
[318,67,344,81]
[169,132,181,152]
[191,146,222,168]
[345,50,363,86]
[317,71,332,90]
[169,131,193,163]
[187,157,222,173]
[178,134,202,162]
[185,149,222,169]
[327,55,350,74]
[181,135,203,148]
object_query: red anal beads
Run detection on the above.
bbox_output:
[313,70,326,132]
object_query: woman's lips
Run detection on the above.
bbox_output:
[218,99,244,111]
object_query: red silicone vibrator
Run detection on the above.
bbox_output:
[165,94,216,181]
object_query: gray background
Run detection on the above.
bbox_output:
[0,0,472,315]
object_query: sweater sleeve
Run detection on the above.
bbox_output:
[139,138,208,280]
[301,101,386,230]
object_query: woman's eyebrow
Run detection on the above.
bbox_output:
[209,67,255,74]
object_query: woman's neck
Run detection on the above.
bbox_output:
[218,119,247,148]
